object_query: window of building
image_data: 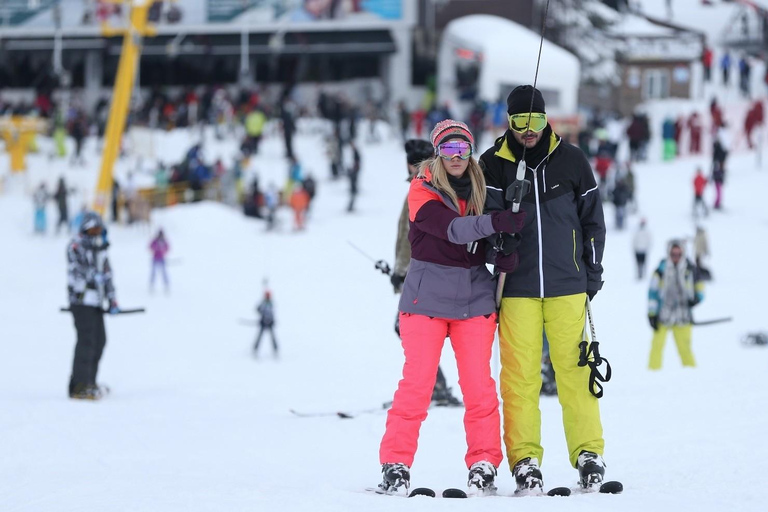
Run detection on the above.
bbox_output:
[642,69,670,100]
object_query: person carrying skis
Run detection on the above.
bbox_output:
[479,85,609,493]
[149,229,170,293]
[254,290,278,358]
[378,120,526,496]
[647,240,704,370]
[390,138,461,407]
[67,211,119,400]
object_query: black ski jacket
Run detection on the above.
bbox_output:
[480,130,606,298]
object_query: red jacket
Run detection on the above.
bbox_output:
[694,174,707,196]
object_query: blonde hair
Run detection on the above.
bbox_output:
[417,155,487,216]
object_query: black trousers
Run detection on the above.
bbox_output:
[69,305,106,394]
[254,325,278,353]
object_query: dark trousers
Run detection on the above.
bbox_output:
[69,305,106,394]
[635,252,647,280]
[254,325,278,353]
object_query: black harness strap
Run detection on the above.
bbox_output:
[579,299,612,398]
[578,340,612,398]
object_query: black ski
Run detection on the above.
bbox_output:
[366,487,468,498]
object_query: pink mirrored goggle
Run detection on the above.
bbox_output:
[437,141,473,160]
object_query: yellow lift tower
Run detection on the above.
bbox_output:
[93,0,158,216]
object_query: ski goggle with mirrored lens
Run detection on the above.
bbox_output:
[436,141,473,160]
[508,112,548,133]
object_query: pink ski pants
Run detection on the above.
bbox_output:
[379,312,502,468]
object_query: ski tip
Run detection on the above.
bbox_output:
[408,487,436,498]
[336,412,354,419]
[599,481,623,494]
[442,488,468,498]
[547,486,572,497]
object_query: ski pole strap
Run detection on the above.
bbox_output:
[578,341,612,399]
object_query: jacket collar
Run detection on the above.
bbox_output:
[493,129,561,164]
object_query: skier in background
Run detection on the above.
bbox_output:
[633,218,652,280]
[347,142,361,212]
[390,139,461,408]
[33,183,49,234]
[289,182,310,230]
[54,177,73,234]
[693,226,712,281]
[67,211,119,400]
[647,240,704,370]
[149,229,170,293]
[693,167,708,219]
[254,291,278,358]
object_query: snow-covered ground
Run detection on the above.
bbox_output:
[1,111,767,512]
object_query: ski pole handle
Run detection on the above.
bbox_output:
[506,160,531,213]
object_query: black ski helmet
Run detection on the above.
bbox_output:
[405,139,434,166]
[79,211,104,234]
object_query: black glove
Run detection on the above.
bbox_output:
[648,315,658,331]
[497,232,521,255]
[490,209,527,234]
[587,289,598,302]
[494,251,520,273]
[390,273,406,293]
[688,296,701,307]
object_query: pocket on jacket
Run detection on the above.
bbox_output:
[572,229,581,272]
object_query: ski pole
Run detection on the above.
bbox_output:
[60,307,145,314]
[693,316,733,326]
[347,240,391,276]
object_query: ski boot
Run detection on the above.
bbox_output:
[576,451,606,491]
[378,463,410,494]
[467,460,497,495]
[69,384,105,401]
[513,457,544,495]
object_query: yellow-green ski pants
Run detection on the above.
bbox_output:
[498,293,604,469]
[648,323,695,370]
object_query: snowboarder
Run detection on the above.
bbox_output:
[647,240,704,370]
[480,85,609,493]
[390,139,462,408]
[378,120,525,496]
[67,211,119,400]
[633,218,652,280]
[149,229,170,293]
[254,291,278,357]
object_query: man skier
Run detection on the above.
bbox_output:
[480,85,609,493]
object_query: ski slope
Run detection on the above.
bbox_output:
[1,115,767,511]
